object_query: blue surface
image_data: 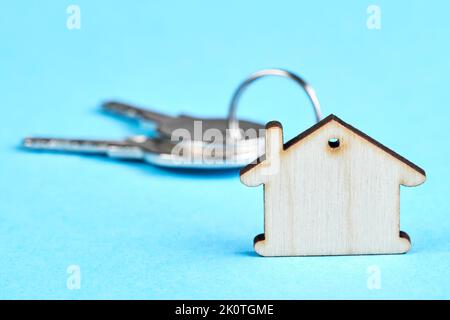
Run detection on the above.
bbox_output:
[0,0,449,299]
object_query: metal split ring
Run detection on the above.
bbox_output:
[227,68,322,134]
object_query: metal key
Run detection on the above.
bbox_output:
[102,101,266,141]
[22,135,261,169]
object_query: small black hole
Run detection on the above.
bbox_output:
[328,138,340,148]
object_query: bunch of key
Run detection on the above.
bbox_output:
[22,69,321,170]
[23,101,266,169]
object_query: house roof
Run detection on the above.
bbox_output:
[240,114,426,176]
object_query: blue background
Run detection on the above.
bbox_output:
[1,0,449,299]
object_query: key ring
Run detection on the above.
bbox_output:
[227,68,322,137]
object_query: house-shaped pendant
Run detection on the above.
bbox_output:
[241,115,426,257]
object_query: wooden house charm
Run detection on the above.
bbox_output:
[241,115,426,257]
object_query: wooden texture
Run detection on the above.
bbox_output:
[241,115,426,257]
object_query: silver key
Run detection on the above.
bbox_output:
[22,136,261,169]
[102,101,266,141]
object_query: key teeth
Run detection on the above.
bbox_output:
[101,101,142,119]
[101,101,123,112]
[22,137,32,147]
[22,137,62,151]
[22,137,45,149]
[100,100,172,125]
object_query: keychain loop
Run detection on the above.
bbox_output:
[227,68,322,136]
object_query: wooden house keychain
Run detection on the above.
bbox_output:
[233,69,426,257]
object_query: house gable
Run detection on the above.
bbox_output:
[240,114,426,187]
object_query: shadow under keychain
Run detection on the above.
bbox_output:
[239,71,426,257]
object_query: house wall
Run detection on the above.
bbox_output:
[257,121,412,256]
